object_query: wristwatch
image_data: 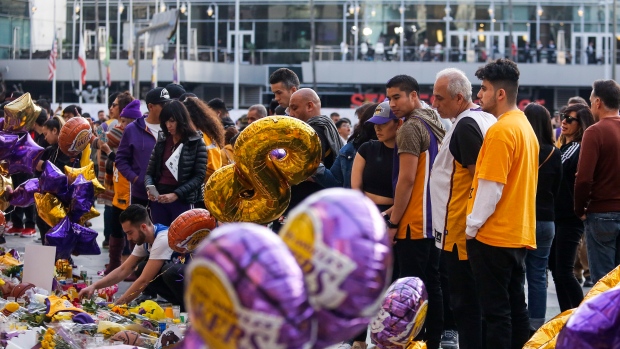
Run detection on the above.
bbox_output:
[386,220,399,229]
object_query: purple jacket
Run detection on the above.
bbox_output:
[115,117,157,201]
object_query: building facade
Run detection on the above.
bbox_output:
[0,0,617,111]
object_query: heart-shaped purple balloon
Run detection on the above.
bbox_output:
[5,133,44,175]
[72,223,101,255]
[9,178,40,207]
[39,161,69,196]
[0,131,19,160]
[556,284,620,348]
[370,277,428,349]
[187,223,313,349]
[45,217,77,260]
[279,188,393,348]
[68,174,95,222]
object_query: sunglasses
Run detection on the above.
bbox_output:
[561,114,578,124]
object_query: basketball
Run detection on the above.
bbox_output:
[10,282,35,298]
[58,117,93,157]
[111,330,142,345]
[168,209,216,253]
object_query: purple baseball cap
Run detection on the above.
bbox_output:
[367,101,398,124]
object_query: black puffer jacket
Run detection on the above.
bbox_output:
[144,131,207,204]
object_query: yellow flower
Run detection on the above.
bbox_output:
[44,334,53,342]
[41,342,49,349]
[48,328,56,335]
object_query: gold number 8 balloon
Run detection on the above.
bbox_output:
[204,116,322,224]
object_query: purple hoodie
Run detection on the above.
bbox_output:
[115,117,157,201]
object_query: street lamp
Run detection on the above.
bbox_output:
[117,1,123,59]
[207,3,219,62]
[444,1,453,61]
[342,0,359,61]
[180,3,186,14]
[536,5,543,45]
[488,1,494,59]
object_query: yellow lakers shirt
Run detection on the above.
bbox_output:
[466,109,538,249]
[430,108,496,259]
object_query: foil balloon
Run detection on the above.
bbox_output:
[0,161,8,176]
[58,117,93,157]
[407,342,427,349]
[40,161,68,195]
[4,133,44,175]
[34,192,67,227]
[370,277,429,349]
[68,174,95,222]
[523,309,574,349]
[270,149,287,160]
[557,285,620,349]
[9,178,39,207]
[0,174,13,211]
[176,328,209,349]
[583,264,620,302]
[45,217,77,260]
[185,223,313,349]
[78,206,100,226]
[65,162,105,196]
[204,116,321,224]
[72,223,101,255]
[168,209,216,254]
[2,93,41,133]
[280,188,393,348]
[0,132,20,159]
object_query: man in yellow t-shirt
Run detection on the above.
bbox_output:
[467,59,538,349]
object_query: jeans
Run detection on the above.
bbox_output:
[525,221,555,330]
[549,219,584,311]
[466,238,530,349]
[442,247,482,349]
[585,212,620,283]
[394,237,443,349]
[103,204,113,240]
[149,201,194,227]
[135,261,186,311]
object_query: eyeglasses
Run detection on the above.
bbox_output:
[561,114,578,124]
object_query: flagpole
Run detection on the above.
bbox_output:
[52,0,57,104]
[78,0,84,104]
[105,0,110,100]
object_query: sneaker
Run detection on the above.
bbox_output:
[583,276,594,287]
[440,329,459,349]
[6,227,23,236]
[20,228,36,237]
[102,239,110,249]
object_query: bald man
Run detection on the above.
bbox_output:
[280,88,344,222]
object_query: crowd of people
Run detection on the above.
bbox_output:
[0,60,618,349]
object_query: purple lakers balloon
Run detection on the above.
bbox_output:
[280,188,393,348]
[185,223,313,349]
[556,284,620,349]
[370,277,428,349]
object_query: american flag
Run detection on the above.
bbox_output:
[48,35,57,81]
[78,31,87,85]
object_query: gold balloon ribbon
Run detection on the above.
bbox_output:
[523,309,574,349]
[204,116,322,224]
[34,192,67,227]
[3,93,41,132]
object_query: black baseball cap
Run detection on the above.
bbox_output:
[165,83,186,99]
[145,87,171,105]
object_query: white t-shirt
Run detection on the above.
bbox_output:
[145,121,161,137]
[131,228,174,260]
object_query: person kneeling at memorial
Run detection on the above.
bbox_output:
[78,204,185,309]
